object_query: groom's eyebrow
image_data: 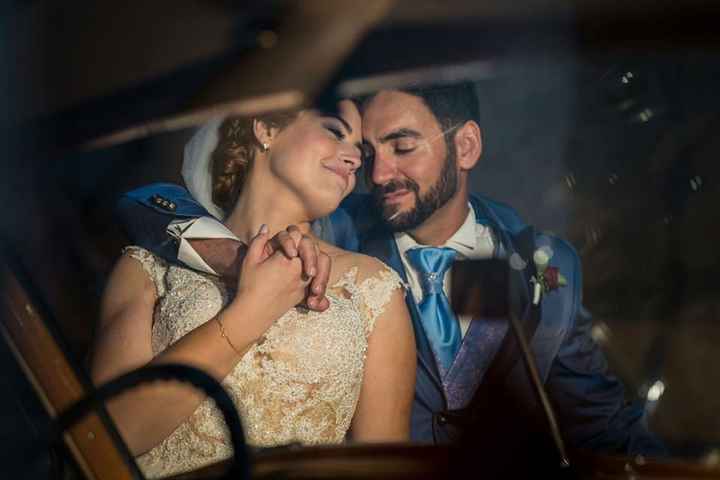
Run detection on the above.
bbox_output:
[379,128,422,143]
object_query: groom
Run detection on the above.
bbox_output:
[117,83,664,458]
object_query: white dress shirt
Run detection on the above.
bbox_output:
[394,204,495,337]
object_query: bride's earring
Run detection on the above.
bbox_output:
[262,142,270,152]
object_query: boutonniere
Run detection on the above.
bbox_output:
[530,248,568,305]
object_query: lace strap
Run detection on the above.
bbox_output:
[122,246,168,298]
[331,266,359,290]
[355,266,405,337]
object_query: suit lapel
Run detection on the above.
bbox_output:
[360,226,444,390]
[466,198,541,385]
[470,197,536,321]
[444,313,508,409]
[510,225,542,341]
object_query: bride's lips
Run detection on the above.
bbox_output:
[323,164,350,189]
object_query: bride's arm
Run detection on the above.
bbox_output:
[350,284,416,442]
[91,230,308,455]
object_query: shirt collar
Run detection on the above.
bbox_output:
[394,203,477,256]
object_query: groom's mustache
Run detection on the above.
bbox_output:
[371,179,420,201]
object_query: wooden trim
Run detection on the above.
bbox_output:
[0,259,140,480]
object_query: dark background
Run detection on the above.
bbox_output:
[2,1,719,474]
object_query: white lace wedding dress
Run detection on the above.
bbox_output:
[123,246,403,479]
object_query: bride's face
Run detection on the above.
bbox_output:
[265,100,362,218]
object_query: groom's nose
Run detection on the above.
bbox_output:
[371,148,397,186]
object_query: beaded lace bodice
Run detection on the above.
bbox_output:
[123,247,403,479]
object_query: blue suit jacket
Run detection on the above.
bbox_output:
[340,193,664,455]
[117,184,665,456]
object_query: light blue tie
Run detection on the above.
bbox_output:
[406,247,462,376]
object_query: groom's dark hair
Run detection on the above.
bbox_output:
[359,82,480,132]
[400,82,481,133]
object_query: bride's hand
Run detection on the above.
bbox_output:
[192,225,331,312]
[267,225,331,312]
[231,225,309,332]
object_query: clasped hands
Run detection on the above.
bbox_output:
[188,225,331,312]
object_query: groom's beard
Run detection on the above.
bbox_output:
[372,152,458,232]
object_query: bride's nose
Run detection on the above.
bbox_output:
[341,145,362,173]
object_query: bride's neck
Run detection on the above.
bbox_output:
[223,175,312,244]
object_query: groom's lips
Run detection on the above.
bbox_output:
[382,189,410,203]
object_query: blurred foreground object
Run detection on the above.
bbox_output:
[4,0,720,478]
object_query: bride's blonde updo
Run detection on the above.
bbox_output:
[211,112,298,213]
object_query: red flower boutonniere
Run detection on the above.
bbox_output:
[530,248,568,305]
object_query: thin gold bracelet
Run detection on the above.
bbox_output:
[215,315,242,357]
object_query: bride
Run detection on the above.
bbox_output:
[91,100,416,478]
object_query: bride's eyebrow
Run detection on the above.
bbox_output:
[322,113,353,134]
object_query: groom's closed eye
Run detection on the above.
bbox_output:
[393,138,418,155]
[373,128,424,157]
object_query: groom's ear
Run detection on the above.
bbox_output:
[454,120,482,172]
[253,119,277,148]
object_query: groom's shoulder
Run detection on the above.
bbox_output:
[471,194,526,235]
[472,194,580,265]
[118,182,209,218]
[123,182,189,204]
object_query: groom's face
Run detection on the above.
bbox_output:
[362,90,458,231]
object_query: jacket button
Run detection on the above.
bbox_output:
[150,195,176,211]
[437,414,447,425]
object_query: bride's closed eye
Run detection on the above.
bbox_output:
[323,122,346,141]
